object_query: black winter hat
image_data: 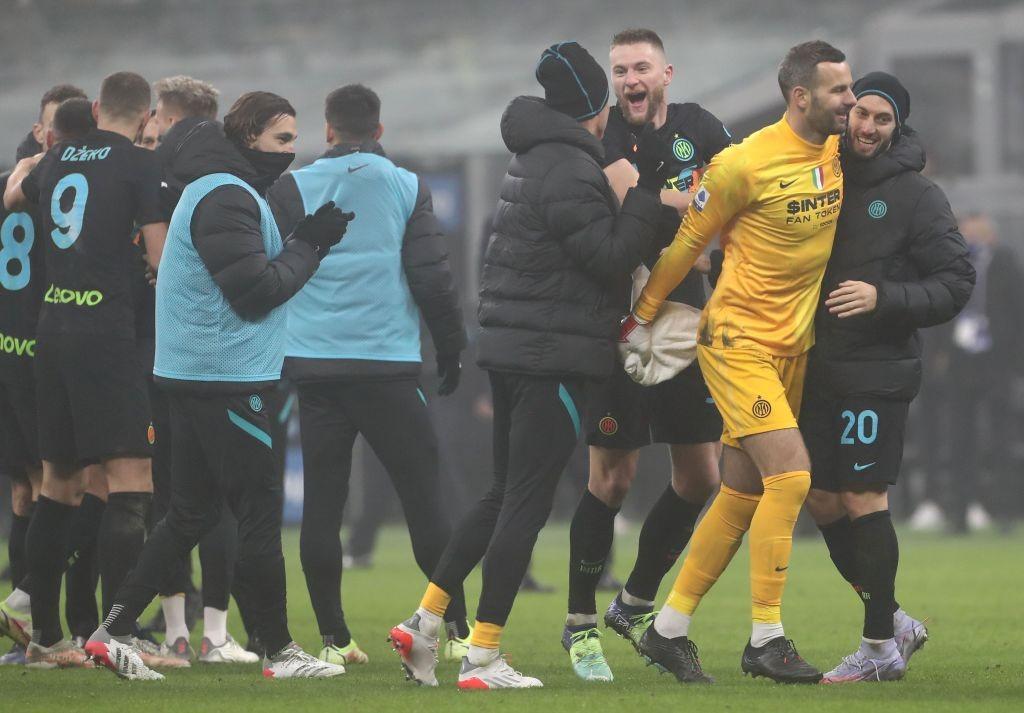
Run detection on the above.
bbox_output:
[853,71,910,129]
[535,41,609,121]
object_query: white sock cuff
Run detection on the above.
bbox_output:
[750,622,785,648]
[621,590,655,608]
[653,607,691,639]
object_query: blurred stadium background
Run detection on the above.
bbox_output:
[2,0,1023,547]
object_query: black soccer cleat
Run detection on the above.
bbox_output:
[637,626,713,684]
[741,637,822,684]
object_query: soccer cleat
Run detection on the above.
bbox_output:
[637,626,713,683]
[262,642,345,678]
[562,626,613,682]
[604,596,657,650]
[26,638,95,669]
[388,614,439,686]
[86,637,164,680]
[318,639,368,666]
[0,602,31,646]
[134,636,191,668]
[741,637,822,684]
[821,648,906,683]
[444,621,471,662]
[160,635,196,663]
[200,635,260,664]
[457,654,543,689]
[0,642,27,665]
[895,615,929,665]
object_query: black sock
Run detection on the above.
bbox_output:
[851,510,899,640]
[8,505,33,588]
[65,493,105,638]
[26,496,76,646]
[98,492,151,615]
[818,515,860,589]
[567,490,619,616]
[623,485,704,603]
[442,589,470,639]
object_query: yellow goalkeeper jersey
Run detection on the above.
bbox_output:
[634,115,843,356]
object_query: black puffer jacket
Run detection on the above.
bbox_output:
[477,97,660,379]
[161,119,319,324]
[809,129,975,400]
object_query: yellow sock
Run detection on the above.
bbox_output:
[749,470,811,624]
[469,621,503,649]
[665,485,762,616]
[419,582,452,618]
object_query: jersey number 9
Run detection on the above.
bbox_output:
[50,173,90,249]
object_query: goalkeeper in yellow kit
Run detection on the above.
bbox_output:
[619,40,856,684]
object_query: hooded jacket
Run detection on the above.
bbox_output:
[477,96,659,379]
[808,128,975,400]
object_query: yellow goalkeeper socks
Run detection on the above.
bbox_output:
[749,471,811,625]
[663,485,762,618]
[419,582,452,618]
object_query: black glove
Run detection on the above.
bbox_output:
[292,201,355,258]
[634,123,674,193]
[436,352,462,396]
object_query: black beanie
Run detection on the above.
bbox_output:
[535,41,609,121]
[853,71,910,129]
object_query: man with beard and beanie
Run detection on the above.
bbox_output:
[84,91,355,681]
[620,40,856,684]
[268,83,470,668]
[388,40,671,690]
[564,28,732,682]
[800,72,974,683]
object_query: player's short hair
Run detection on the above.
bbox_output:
[154,75,219,120]
[324,84,380,141]
[52,98,97,141]
[611,28,665,54]
[39,84,87,119]
[778,40,846,101]
[99,72,152,121]
[223,91,295,146]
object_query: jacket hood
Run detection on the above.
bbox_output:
[500,96,604,163]
[159,118,258,190]
[842,125,926,187]
[16,131,41,161]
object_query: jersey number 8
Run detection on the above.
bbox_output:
[0,211,35,292]
[50,173,89,249]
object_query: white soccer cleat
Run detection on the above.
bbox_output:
[822,648,906,683]
[457,654,543,690]
[895,615,929,664]
[389,614,439,686]
[85,638,164,680]
[262,642,345,678]
[0,603,31,647]
[200,635,260,664]
[26,638,94,669]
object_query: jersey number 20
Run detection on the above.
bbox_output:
[840,409,878,445]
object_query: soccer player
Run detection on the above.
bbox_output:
[565,28,730,682]
[4,73,167,668]
[268,84,469,667]
[620,40,857,683]
[85,91,352,680]
[389,41,670,690]
[800,72,974,682]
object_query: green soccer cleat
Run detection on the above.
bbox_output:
[562,626,613,682]
[444,624,471,662]
[604,595,657,651]
[319,639,369,665]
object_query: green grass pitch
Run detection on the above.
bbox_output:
[1,525,1021,711]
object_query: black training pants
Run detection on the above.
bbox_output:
[108,389,290,653]
[297,378,465,640]
[432,371,583,626]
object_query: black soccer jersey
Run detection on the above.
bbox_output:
[0,172,46,375]
[21,129,163,339]
[602,103,731,308]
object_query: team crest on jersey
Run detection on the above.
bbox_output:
[249,394,263,413]
[147,423,156,445]
[672,137,695,162]
[832,156,842,177]
[693,186,710,212]
[868,200,888,219]
[752,396,772,419]
[811,166,825,190]
[599,416,619,436]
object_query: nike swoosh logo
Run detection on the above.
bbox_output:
[348,164,369,173]
[779,179,796,189]
[853,462,877,472]
[775,565,789,572]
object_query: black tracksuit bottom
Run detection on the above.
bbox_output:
[105,388,290,653]
[432,371,583,626]
[297,378,467,641]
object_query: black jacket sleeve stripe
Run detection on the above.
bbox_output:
[401,177,467,355]
[190,185,318,322]
[875,184,976,328]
